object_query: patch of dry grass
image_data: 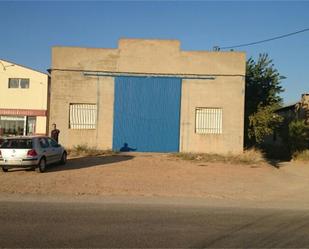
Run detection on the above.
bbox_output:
[67,144,115,158]
[174,148,266,165]
[292,150,309,162]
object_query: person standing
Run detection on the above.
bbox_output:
[51,123,60,142]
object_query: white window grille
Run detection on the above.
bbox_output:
[69,104,97,129]
[195,107,223,134]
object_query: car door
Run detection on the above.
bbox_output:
[38,138,54,164]
[47,138,63,163]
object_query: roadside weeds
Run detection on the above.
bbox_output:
[292,150,309,162]
[173,148,266,165]
[67,144,117,158]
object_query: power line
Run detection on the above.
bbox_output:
[217,28,309,50]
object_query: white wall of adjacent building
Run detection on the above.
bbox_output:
[0,59,49,136]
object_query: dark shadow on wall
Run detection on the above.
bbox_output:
[119,143,137,152]
[45,155,134,173]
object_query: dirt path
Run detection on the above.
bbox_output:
[0,153,308,203]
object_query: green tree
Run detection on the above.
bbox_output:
[248,105,283,144]
[245,54,285,146]
[288,120,309,153]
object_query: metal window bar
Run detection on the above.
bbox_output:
[69,104,97,129]
[195,108,222,134]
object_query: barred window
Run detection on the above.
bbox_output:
[69,104,97,129]
[195,107,222,134]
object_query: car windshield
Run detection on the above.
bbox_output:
[0,139,33,149]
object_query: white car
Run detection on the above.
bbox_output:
[0,136,67,173]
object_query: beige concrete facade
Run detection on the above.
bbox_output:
[49,71,114,149]
[50,39,246,152]
[0,59,49,136]
[180,77,245,153]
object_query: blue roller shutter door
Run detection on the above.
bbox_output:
[113,76,181,152]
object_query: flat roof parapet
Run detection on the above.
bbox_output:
[118,38,181,52]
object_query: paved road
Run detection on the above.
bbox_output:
[1,199,309,248]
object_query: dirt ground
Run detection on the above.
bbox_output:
[0,153,308,203]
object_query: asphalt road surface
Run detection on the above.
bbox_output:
[1,198,309,248]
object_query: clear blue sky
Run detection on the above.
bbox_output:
[1,1,308,104]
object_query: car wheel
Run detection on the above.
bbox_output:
[1,167,8,172]
[36,158,46,173]
[60,152,67,165]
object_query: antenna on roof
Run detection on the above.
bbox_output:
[0,61,15,71]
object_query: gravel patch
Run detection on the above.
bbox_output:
[1,153,308,203]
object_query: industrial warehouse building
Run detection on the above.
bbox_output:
[49,39,246,153]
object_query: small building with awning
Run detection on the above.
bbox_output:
[0,59,49,137]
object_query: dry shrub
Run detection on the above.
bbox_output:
[174,148,265,165]
[292,150,309,162]
[67,144,115,158]
[232,148,266,164]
